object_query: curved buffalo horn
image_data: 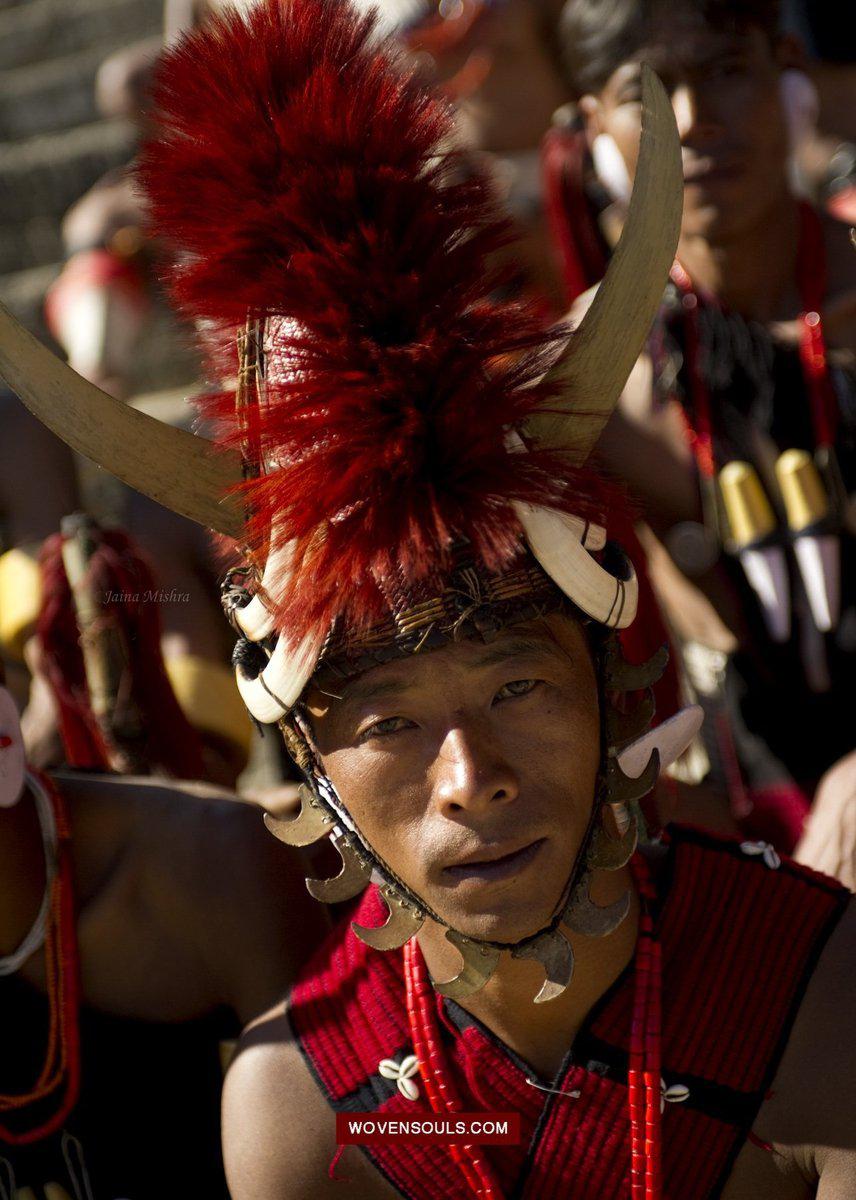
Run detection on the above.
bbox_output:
[512,928,575,1004]
[526,66,682,459]
[431,931,501,1000]
[352,886,425,951]
[0,302,245,538]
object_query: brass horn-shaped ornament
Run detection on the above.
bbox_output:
[604,749,660,807]
[603,641,670,694]
[605,690,656,750]
[306,834,372,903]
[511,928,575,1004]
[525,65,682,460]
[431,931,501,1000]
[263,784,333,847]
[563,877,631,939]
[587,809,639,872]
[0,303,244,538]
[352,885,426,951]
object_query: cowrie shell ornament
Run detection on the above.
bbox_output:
[660,1078,690,1113]
[739,841,781,870]
[378,1054,421,1101]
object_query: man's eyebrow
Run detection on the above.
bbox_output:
[340,676,415,708]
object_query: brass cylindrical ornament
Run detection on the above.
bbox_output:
[718,461,776,548]
[775,449,830,533]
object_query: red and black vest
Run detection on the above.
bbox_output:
[290,825,848,1198]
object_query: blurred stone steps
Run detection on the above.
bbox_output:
[0,0,162,72]
[1,45,123,142]
[0,117,137,225]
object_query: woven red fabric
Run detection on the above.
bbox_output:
[289,826,847,1199]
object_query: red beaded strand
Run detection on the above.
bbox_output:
[404,937,504,1200]
[629,852,663,1200]
[0,769,81,1145]
[404,857,665,1200]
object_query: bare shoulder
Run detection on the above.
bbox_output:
[794,749,856,889]
[53,772,328,1022]
[751,895,856,1186]
[223,1002,399,1200]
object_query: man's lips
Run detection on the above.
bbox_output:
[441,838,546,884]
[683,156,743,184]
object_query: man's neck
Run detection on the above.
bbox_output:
[417,866,639,1081]
[677,192,801,322]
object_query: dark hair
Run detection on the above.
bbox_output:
[559,0,782,95]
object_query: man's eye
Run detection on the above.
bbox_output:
[360,716,412,741]
[495,679,539,702]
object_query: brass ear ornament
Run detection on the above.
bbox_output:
[431,931,502,1000]
[605,690,656,750]
[352,885,426,951]
[603,641,669,693]
[263,783,333,847]
[563,879,631,939]
[587,809,639,872]
[604,750,661,808]
[511,928,575,1004]
[306,834,372,903]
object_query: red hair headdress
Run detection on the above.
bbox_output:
[139,0,607,647]
[0,0,680,717]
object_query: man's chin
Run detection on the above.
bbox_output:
[438,895,560,946]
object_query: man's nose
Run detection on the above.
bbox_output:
[432,723,520,817]
[672,83,720,144]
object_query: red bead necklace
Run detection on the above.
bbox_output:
[404,851,664,1199]
[0,769,81,1145]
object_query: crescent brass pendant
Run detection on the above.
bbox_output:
[587,811,639,872]
[604,749,660,807]
[431,931,501,1000]
[263,784,332,847]
[512,928,575,1004]
[352,885,426,951]
[306,836,372,903]
[605,690,656,750]
[603,642,669,694]
[563,880,631,939]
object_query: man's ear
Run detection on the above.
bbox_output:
[577,93,603,147]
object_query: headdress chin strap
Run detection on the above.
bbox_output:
[265,635,702,1005]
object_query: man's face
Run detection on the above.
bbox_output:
[413,0,568,154]
[583,20,790,242]
[307,614,600,945]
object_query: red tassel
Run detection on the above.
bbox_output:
[37,529,205,778]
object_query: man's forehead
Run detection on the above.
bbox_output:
[609,22,764,81]
[331,621,580,708]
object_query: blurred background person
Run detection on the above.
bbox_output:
[1,0,267,791]
[555,0,856,857]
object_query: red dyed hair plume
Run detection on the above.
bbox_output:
[139,0,604,643]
